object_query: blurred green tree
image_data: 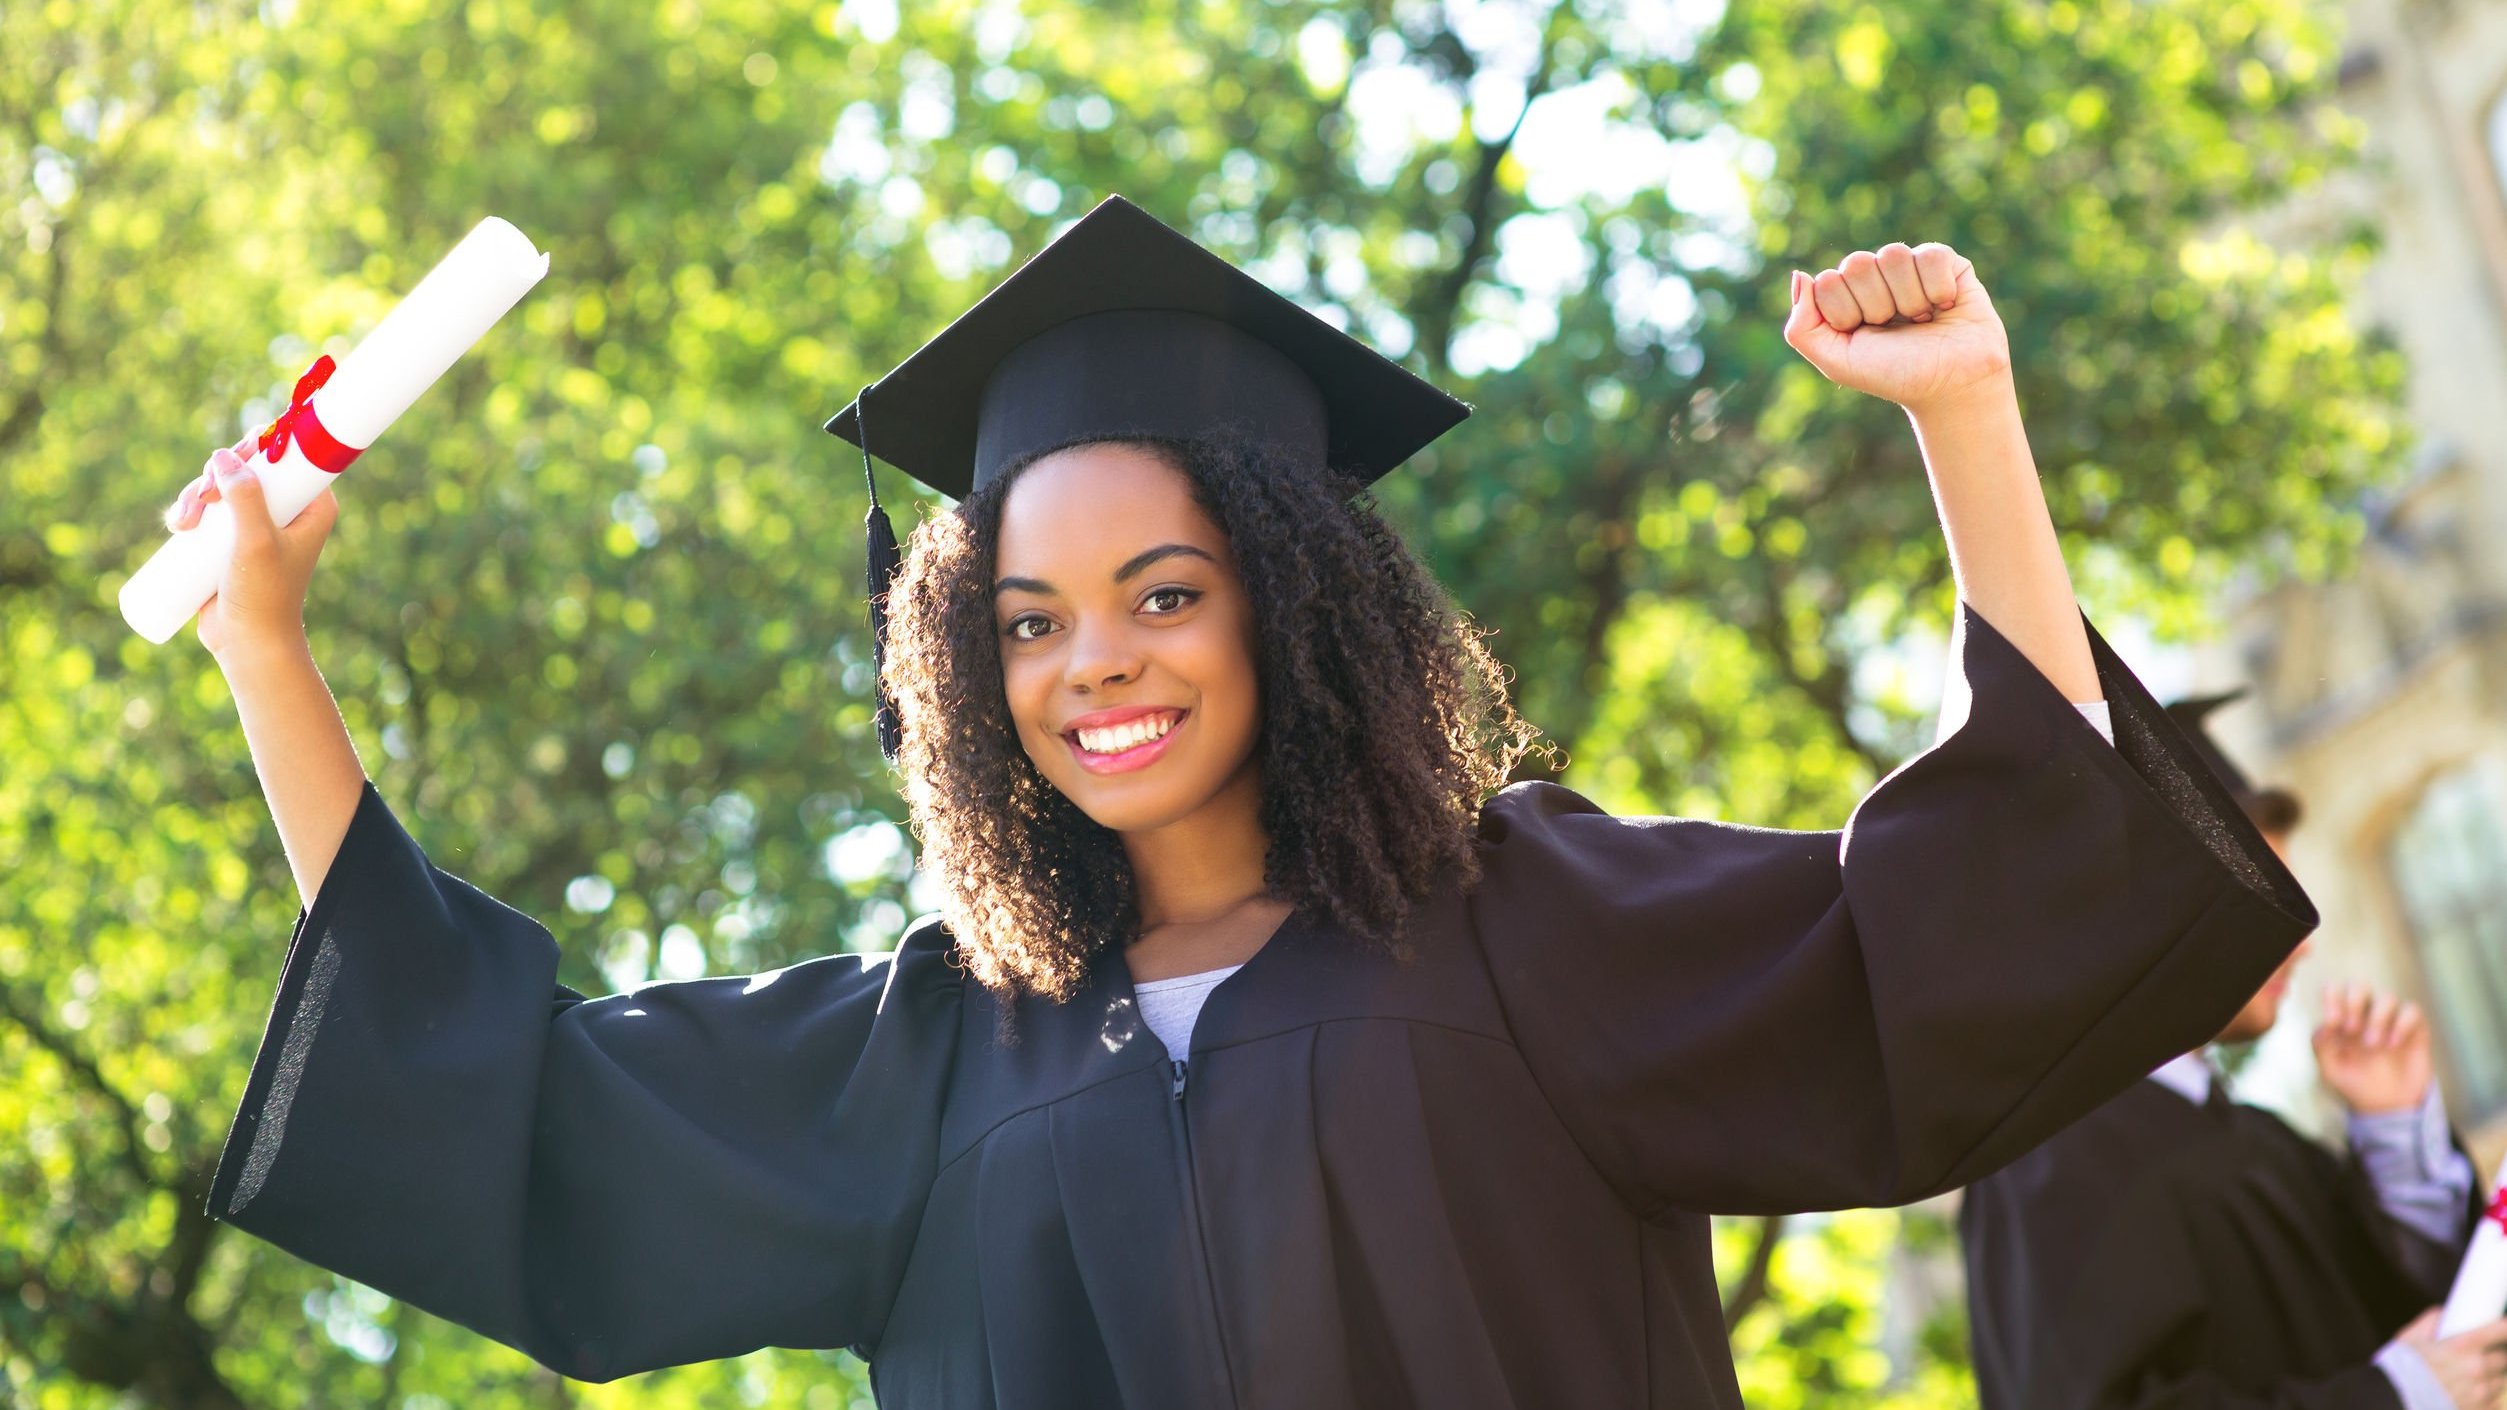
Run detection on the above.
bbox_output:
[0,0,2392,1404]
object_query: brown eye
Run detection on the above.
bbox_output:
[1003,614,1057,642]
[1141,587,1200,615]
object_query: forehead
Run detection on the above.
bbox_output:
[995,443,1231,579]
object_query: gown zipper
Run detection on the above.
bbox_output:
[1167,1057,1243,1406]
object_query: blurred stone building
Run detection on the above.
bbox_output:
[2198,0,2507,1158]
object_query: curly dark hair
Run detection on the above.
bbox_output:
[881,432,1542,1001]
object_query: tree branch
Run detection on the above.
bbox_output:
[1722,1212,1788,1330]
[163,1162,224,1306]
[0,216,72,459]
[1742,559,1892,777]
[0,980,160,1191]
[1412,0,1576,377]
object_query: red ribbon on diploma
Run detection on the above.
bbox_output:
[2485,1187,2507,1235]
[257,356,361,474]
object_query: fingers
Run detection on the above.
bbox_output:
[2326,981,2364,1040]
[1840,251,1899,328]
[165,473,209,532]
[1913,243,1967,309]
[2317,983,2426,1049]
[2365,990,2402,1049]
[1810,267,1865,332]
[2313,981,2349,1050]
[2395,1000,2427,1051]
[214,449,279,552]
[1784,269,1842,355]
[169,445,249,532]
[1801,243,1974,332]
[1872,245,1932,322]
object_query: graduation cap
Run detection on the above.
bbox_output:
[2164,691,2303,833]
[824,194,1471,759]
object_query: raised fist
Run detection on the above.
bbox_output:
[1782,242,2013,414]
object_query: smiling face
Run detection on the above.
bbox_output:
[991,442,1265,837]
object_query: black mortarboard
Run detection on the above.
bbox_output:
[825,194,1471,760]
[2164,691,2303,832]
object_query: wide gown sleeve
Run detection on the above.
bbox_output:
[207,782,964,1382]
[1469,606,2316,1217]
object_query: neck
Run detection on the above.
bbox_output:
[1124,760,1271,928]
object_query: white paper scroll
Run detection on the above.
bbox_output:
[118,217,550,643]
[2439,1171,2507,1336]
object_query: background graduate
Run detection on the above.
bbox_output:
[1961,693,2507,1410]
[168,196,2314,1408]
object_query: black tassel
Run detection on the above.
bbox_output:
[858,386,905,763]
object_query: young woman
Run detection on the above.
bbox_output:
[173,197,2311,1408]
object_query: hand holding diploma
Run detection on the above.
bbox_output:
[164,440,341,660]
[2441,1174,2507,1341]
[2390,1306,2507,1407]
[147,219,545,913]
[121,216,549,644]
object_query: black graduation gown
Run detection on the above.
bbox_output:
[1960,1076,2470,1410]
[208,609,2315,1408]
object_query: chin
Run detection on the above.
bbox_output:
[2217,1007,2281,1046]
[1028,748,1216,836]
[1059,783,1202,836]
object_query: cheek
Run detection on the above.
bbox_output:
[997,651,1059,751]
[2238,988,2280,1030]
[1192,610,1264,750]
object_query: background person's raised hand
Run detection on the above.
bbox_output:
[1782,242,2013,415]
[2314,980,2436,1116]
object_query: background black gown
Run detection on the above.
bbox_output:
[207,609,2315,1409]
[1961,1075,2473,1410]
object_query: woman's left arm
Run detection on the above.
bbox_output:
[1782,243,2099,705]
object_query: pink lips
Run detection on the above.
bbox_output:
[1061,706,1188,776]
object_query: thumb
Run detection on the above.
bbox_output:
[1782,270,1846,374]
[1948,258,1994,316]
[280,486,341,553]
[213,449,278,550]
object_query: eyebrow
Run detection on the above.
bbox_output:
[993,543,1218,598]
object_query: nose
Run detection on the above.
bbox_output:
[1061,614,1144,694]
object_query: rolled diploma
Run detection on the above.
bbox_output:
[2439,1174,2507,1336]
[118,216,550,643]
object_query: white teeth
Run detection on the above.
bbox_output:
[1076,714,1177,754]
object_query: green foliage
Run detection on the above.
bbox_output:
[1720,1208,1978,1410]
[1,0,2395,1404]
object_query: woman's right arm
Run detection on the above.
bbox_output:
[170,442,361,909]
[176,442,969,1378]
